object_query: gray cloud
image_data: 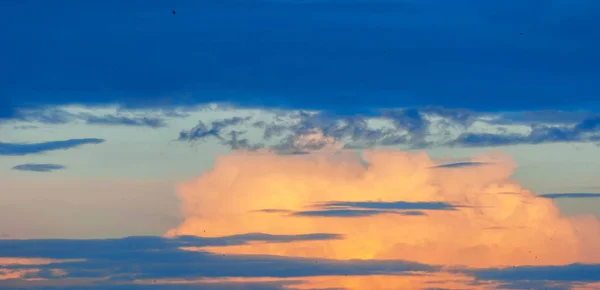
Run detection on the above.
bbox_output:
[83,114,166,128]
[14,108,75,124]
[12,163,66,172]
[452,117,600,147]
[493,110,599,125]
[12,107,168,128]
[178,117,251,143]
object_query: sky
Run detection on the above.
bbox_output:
[1,0,600,289]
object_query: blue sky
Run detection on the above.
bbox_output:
[2,0,600,115]
[2,0,600,289]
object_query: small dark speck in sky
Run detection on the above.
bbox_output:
[172,10,176,15]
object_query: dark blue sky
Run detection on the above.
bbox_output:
[2,0,599,116]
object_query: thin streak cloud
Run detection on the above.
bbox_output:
[539,193,600,199]
[0,138,104,156]
[11,164,66,172]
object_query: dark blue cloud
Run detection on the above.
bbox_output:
[12,163,66,172]
[538,193,600,199]
[20,282,298,290]
[293,209,422,217]
[2,235,600,289]
[2,0,600,116]
[0,233,342,259]
[23,282,299,290]
[469,264,600,283]
[0,138,105,156]
[321,201,456,211]
[288,200,454,217]
[432,162,489,168]
[0,235,436,286]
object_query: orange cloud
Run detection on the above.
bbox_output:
[0,268,39,280]
[0,258,82,266]
[165,149,600,288]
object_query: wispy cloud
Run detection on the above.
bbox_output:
[11,107,168,128]
[10,105,600,153]
[12,164,66,172]
[173,107,600,153]
[178,117,250,143]
[452,117,600,147]
[83,114,166,128]
[538,193,600,199]
[0,138,104,156]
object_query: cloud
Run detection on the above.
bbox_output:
[382,109,429,144]
[166,149,600,269]
[13,125,39,130]
[2,235,600,289]
[82,114,166,128]
[13,108,75,124]
[178,117,250,143]
[273,128,343,154]
[0,235,437,288]
[292,209,427,217]
[0,258,80,266]
[10,105,600,155]
[11,164,66,172]
[538,193,600,199]
[452,117,600,147]
[0,268,39,280]
[320,201,456,211]
[0,138,104,156]
[284,200,457,217]
[432,162,490,168]
[492,110,599,125]
[469,263,600,283]
[0,234,343,260]
[174,107,600,153]
[10,107,168,128]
